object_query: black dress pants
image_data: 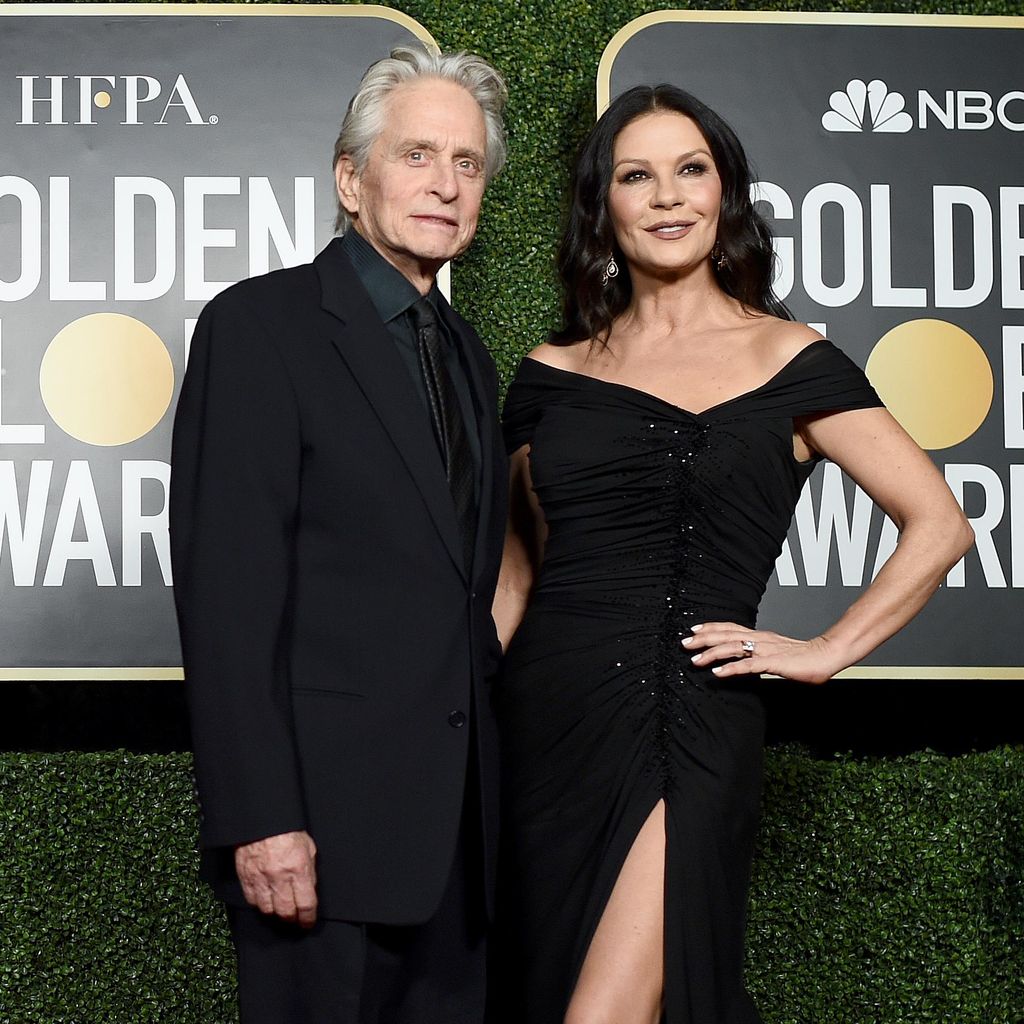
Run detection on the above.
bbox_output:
[226,785,486,1024]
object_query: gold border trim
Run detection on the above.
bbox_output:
[0,667,184,681]
[597,10,1024,114]
[832,666,1024,681]
[779,667,1024,681]
[0,3,433,682]
[0,4,435,47]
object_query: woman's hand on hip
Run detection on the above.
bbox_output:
[682,622,845,685]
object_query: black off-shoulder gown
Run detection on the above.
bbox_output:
[496,340,883,1023]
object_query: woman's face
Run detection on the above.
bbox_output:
[606,110,723,279]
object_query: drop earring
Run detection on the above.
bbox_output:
[601,256,620,286]
[712,243,728,270]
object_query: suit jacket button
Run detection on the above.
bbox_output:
[448,710,467,728]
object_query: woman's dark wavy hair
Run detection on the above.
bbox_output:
[551,84,791,346]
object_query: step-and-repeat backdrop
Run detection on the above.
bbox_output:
[0,4,432,677]
[1,8,1021,677]
[603,12,1023,676]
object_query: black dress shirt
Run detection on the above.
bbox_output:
[340,229,481,492]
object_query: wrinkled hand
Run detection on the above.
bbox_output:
[682,622,843,685]
[235,830,318,927]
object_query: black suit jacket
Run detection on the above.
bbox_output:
[169,238,507,925]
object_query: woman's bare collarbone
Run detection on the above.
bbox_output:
[532,316,823,420]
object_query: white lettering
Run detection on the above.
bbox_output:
[0,461,51,585]
[775,468,1022,591]
[248,177,316,276]
[793,464,875,586]
[958,91,995,130]
[1004,326,1024,449]
[945,464,1006,587]
[122,76,161,126]
[918,90,955,130]
[42,461,116,587]
[183,176,240,301]
[77,75,115,125]
[997,91,1024,131]
[753,181,794,300]
[113,177,176,301]
[0,177,42,302]
[773,537,798,586]
[18,75,66,126]
[801,183,864,307]
[933,185,993,308]
[920,90,1024,132]
[870,184,926,307]
[1000,187,1024,309]
[156,74,206,125]
[0,324,45,445]
[121,461,171,586]
[0,175,322,302]
[871,514,899,580]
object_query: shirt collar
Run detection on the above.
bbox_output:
[340,228,444,324]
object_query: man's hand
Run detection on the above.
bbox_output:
[235,830,318,927]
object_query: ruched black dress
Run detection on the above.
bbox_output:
[496,340,883,1023]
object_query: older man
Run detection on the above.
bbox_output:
[169,46,508,1024]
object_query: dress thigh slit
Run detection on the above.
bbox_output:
[566,795,668,1019]
[497,603,766,1023]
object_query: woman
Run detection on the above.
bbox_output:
[492,85,973,1024]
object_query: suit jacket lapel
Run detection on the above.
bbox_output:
[314,241,468,583]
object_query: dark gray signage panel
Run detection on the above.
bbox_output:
[0,4,433,677]
[601,13,1024,677]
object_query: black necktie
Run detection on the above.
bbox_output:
[409,297,476,572]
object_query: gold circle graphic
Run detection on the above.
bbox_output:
[94,91,111,109]
[39,313,174,446]
[865,319,992,450]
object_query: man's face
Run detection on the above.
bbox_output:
[336,78,488,288]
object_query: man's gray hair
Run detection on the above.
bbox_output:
[332,44,508,232]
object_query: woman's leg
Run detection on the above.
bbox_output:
[564,800,665,1024]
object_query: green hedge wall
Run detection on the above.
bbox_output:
[2,748,1022,1023]
[4,1,1022,1022]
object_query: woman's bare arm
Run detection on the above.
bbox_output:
[686,406,974,682]
[493,444,547,651]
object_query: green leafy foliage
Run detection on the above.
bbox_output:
[0,754,236,1023]
[2,748,1021,1023]
[748,748,1024,1022]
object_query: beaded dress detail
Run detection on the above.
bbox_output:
[496,340,882,1024]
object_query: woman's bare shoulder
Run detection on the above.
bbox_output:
[523,340,591,372]
[745,315,826,365]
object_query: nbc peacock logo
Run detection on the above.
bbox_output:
[821,79,913,134]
